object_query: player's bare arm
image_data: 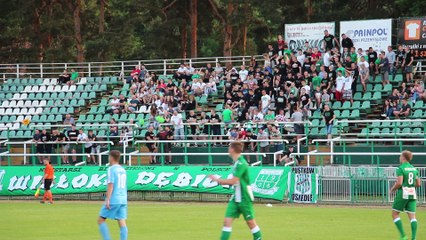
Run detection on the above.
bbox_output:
[209,175,239,185]
[390,176,403,193]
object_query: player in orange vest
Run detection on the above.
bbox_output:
[40,158,54,204]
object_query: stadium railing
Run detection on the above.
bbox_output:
[0,55,263,79]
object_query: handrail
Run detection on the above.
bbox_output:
[134,139,289,144]
[5,140,115,145]
[159,121,311,126]
[335,119,426,124]
[291,152,426,156]
[313,138,426,143]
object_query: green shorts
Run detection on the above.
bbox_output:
[225,200,254,221]
[392,198,416,213]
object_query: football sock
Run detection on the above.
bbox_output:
[42,192,47,201]
[99,222,111,240]
[251,226,262,240]
[411,219,417,240]
[120,226,128,240]
[48,192,53,202]
[394,218,406,238]
[220,227,232,240]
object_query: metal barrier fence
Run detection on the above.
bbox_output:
[318,166,426,204]
[0,55,262,79]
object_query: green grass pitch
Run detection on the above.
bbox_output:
[0,201,424,239]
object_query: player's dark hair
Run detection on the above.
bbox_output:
[109,150,121,163]
[402,150,413,162]
[230,142,243,154]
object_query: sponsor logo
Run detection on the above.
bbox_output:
[404,20,421,40]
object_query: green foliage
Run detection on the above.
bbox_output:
[0,0,424,63]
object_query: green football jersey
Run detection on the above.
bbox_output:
[231,156,253,203]
[395,162,419,200]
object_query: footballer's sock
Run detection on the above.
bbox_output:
[48,192,53,203]
[120,226,128,240]
[42,192,47,201]
[394,218,406,238]
[411,219,417,240]
[220,227,232,240]
[251,226,262,240]
[99,222,111,240]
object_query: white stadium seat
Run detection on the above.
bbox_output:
[31,86,39,92]
[11,93,20,100]
[0,109,4,115]
[27,108,35,115]
[16,115,24,122]
[11,122,20,130]
[8,100,16,107]
[39,100,46,107]
[39,85,47,92]
[62,85,69,92]
[16,100,24,108]
[12,108,20,115]
[24,100,32,107]
[77,77,87,85]
[20,93,28,99]
[50,78,58,85]
[69,85,76,92]
[5,108,13,115]
[1,101,9,108]
[23,86,32,92]
[35,107,43,115]
[42,78,50,85]
[54,85,61,92]
[20,108,28,115]
[32,100,39,107]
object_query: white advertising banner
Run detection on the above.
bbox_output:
[285,22,335,51]
[340,19,392,51]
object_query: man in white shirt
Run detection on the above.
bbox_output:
[260,90,271,114]
[343,73,354,102]
[171,110,185,141]
[77,129,92,156]
[357,56,369,69]
[335,70,346,102]
[323,49,331,67]
[176,63,189,80]
[296,49,306,65]
[238,65,249,82]
[105,95,121,114]
[252,108,264,122]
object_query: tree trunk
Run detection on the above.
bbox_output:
[99,0,106,34]
[67,0,84,62]
[307,0,313,22]
[223,2,235,57]
[182,24,188,59]
[242,0,248,56]
[190,0,198,58]
[32,1,43,62]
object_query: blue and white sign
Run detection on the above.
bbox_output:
[340,19,392,51]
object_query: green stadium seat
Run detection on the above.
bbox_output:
[360,101,370,110]
[362,92,372,101]
[77,99,85,106]
[99,84,107,92]
[89,92,96,99]
[309,127,319,136]
[381,121,391,128]
[413,101,423,109]
[370,128,380,136]
[349,110,360,119]
[47,115,55,122]
[358,128,369,137]
[311,119,320,127]
[332,101,341,109]
[373,84,382,92]
[382,84,392,93]
[372,92,381,101]
[334,110,340,118]
[411,109,423,118]
[351,101,360,109]
[80,92,88,99]
[119,114,128,122]
[401,128,411,135]
[340,110,350,118]
[99,99,108,106]
[311,111,322,119]
[366,84,373,92]
[23,130,32,138]
[55,115,62,122]
[412,128,423,136]
[341,101,351,110]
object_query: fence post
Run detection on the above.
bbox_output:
[88,63,92,77]
[16,64,19,79]
[163,60,167,75]
[40,64,43,79]
[121,61,125,78]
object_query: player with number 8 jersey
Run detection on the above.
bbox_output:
[391,150,421,240]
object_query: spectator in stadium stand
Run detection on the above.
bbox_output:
[118,94,128,113]
[209,109,222,145]
[340,34,354,50]
[145,126,157,164]
[322,30,340,51]
[139,64,148,81]
[403,46,414,83]
[335,69,345,102]
[299,88,311,119]
[130,65,141,83]
[41,129,52,161]
[77,129,92,159]
[321,88,331,106]
[239,65,249,82]
[198,111,210,144]
[386,46,396,76]
[322,104,336,141]
[87,129,100,165]
[270,125,283,159]
[51,129,68,164]
[256,127,269,163]
[382,99,394,119]
[291,106,304,141]
[378,51,390,86]
[343,70,354,103]
[70,69,79,83]
[263,53,272,73]
[395,45,406,81]
[59,69,70,85]
[109,118,119,137]
[323,49,332,67]
[222,105,234,128]
[170,110,184,145]
[157,126,173,164]
[411,81,424,103]
[367,47,379,79]
[175,63,191,81]
[66,124,79,164]
[63,114,75,131]
[105,95,121,114]
[186,110,198,143]
[127,95,140,113]
[359,62,370,93]
[33,129,44,164]
[260,89,271,114]
[279,146,300,165]
[393,98,411,119]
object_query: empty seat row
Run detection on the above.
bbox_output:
[359,127,424,137]
[22,85,77,93]
[0,130,33,139]
[311,109,360,119]
[0,107,44,115]
[0,115,32,124]
[1,100,46,108]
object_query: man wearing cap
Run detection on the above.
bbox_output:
[280,146,300,165]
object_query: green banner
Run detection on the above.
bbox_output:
[0,166,291,200]
[288,167,319,203]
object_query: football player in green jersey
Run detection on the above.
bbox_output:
[209,142,262,240]
[390,151,421,240]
